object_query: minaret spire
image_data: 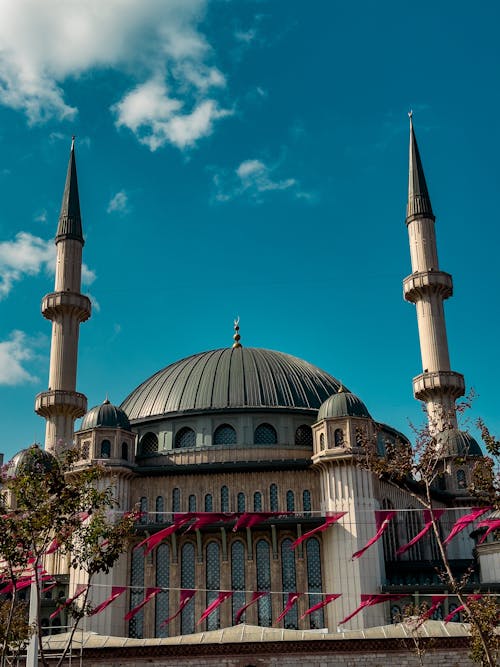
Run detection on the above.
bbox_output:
[35,139,91,454]
[403,116,465,442]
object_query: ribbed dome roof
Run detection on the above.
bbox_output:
[317,389,371,420]
[80,398,131,431]
[7,444,59,478]
[437,429,483,457]
[120,347,343,421]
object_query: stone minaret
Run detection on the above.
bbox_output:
[35,139,91,454]
[403,115,464,435]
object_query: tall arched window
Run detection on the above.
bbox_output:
[231,541,246,625]
[334,429,343,446]
[221,486,229,512]
[140,432,158,455]
[319,433,325,449]
[306,538,324,629]
[181,543,195,635]
[270,484,278,511]
[175,427,196,449]
[382,499,398,560]
[188,494,197,512]
[286,490,295,512]
[237,492,246,513]
[457,469,467,489]
[303,490,312,515]
[100,439,111,458]
[155,496,164,523]
[129,548,144,638]
[139,497,148,524]
[254,423,277,445]
[281,538,298,629]
[206,542,220,630]
[295,425,313,446]
[256,540,271,627]
[254,492,263,511]
[405,507,423,561]
[213,424,236,445]
[155,543,169,637]
[172,488,180,513]
[205,494,213,512]
[121,441,128,460]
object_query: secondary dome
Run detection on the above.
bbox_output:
[80,398,131,431]
[7,443,59,478]
[120,347,344,421]
[317,389,371,420]
[437,429,483,457]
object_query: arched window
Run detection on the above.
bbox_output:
[231,541,246,625]
[155,543,169,637]
[175,427,196,449]
[254,492,262,511]
[121,441,128,460]
[286,490,295,512]
[181,543,195,635]
[237,492,246,513]
[295,425,313,446]
[334,429,343,446]
[382,498,398,560]
[281,538,298,629]
[405,507,423,561]
[213,424,236,445]
[139,497,148,524]
[270,484,278,511]
[205,494,213,512]
[447,603,460,622]
[457,469,467,489]
[172,488,180,513]
[391,605,401,623]
[303,490,312,515]
[319,433,325,449]
[221,486,229,512]
[188,494,197,512]
[306,538,324,629]
[129,547,144,638]
[206,542,220,630]
[100,439,111,458]
[155,496,164,523]
[256,540,271,627]
[140,432,158,455]
[254,423,277,445]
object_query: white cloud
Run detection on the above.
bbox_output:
[0,1,232,149]
[0,330,38,385]
[34,209,47,223]
[107,190,129,214]
[0,231,95,299]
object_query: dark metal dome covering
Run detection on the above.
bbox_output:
[7,444,59,478]
[120,347,343,421]
[317,390,371,420]
[437,429,483,457]
[80,398,131,431]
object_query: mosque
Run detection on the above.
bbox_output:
[29,118,491,641]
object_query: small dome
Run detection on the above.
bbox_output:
[436,429,483,457]
[317,389,372,420]
[79,398,131,432]
[7,443,59,478]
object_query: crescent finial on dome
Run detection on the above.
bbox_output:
[232,316,242,348]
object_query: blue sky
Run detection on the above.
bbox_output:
[0,0,498,460]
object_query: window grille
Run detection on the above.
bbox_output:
[254,423,277,445]
[213,424,236,445]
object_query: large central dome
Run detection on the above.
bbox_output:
[120,347,343,421]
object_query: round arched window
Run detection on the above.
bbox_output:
[254,423,277,445]
[140,432,158,455]
[100,439,111,458]
[175,427,196,449]
[213,424,236,445]
[295,425,313,446]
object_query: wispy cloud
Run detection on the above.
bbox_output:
[0,1,233,150]
[34,209,47,223]
[0,231,95,299]
[0,330,38,385]
[213,158,313,204]
[107,190,129,215]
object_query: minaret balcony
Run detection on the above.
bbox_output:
[403,270,453,303]
[41,292,91,322]
[35,390,87,419]
[413,371,465,401]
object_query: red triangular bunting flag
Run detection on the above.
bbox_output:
[197,591,233,624]
[339,593,406,625]
[124,587,161,621]
[275,592,301,625]
[444,595,482,623]
[90,586,126,616]
[443,508,491,545]
[290,513,346,549]
[396,509,445,557]
[160,589,196,627]
[234,591,268,625]
[476,518,500,544]
[135,515,192,556]
[352,511,396,560]
[188,513,234,531]
[300,593,341,620]
[50,584,88,620]
[233,512,288,532]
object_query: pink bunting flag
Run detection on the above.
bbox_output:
[290,512,346,550]
[233,512,288,532]
[90,586,126,616]
[275,592,302,625]
[443,507,491,546]
[396,509,445,557]
[234,591,268,625]
[50,584,88,620]
[444,595,482,623]
[45,538,61,555]
[124,587,161,621]
[197,591,233,625]
[300,593,342,620]
[160,589,196,627]
[418,595,447,625]
[188,513,234,531]
[352,511,396,560]
[135,515,193,556]
[476,518,500,544]
[339,593,407,625]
